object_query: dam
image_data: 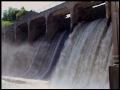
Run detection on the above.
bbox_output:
[2,1,119,89]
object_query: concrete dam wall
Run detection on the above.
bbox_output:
[2,1,119,89]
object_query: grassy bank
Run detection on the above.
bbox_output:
[2,20,13,29]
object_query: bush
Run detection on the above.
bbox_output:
[2,20,13,28]
[2,7,26,21]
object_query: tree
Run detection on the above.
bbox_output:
[8,7,17,21]
[2,10,8,21]
[2,7,27,21]
[2,7,18,21]
[16,7,26,19]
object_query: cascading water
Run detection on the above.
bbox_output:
[50,18,113,89]
[2,18,112,89]
[2,30,69,80]
[22,31,69,79]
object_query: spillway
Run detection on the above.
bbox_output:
[2,18,113,89]
[51,18,113,89]
[2,30,70,80]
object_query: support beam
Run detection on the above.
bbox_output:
[105,1,111,19]
[109,1,119,89]
[109,66,119,89]
[111,1,119,63]
[27,22,30,42]
[2,30,6,42]
[45,14,58,41]
[14,26,17,43]
[5,26,15,43]
[116,1,119,57]
[70,7,80,30]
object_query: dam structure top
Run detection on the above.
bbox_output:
[2,1,104,42]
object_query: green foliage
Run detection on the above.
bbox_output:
[2,7,26,21]
[2,10,9,21]
[2,20,13,28]
[16,7,26,19]
[8,7,17,21]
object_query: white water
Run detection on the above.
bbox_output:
[51,18,113,89]
[2,30,68,80]
[2,18,112,89]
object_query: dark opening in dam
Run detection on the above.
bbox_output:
[16,23,28,43]
[52,7,70,32]
[78,3,106,22]
[29,17,46,42]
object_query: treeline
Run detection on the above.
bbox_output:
[2,7,34,21]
